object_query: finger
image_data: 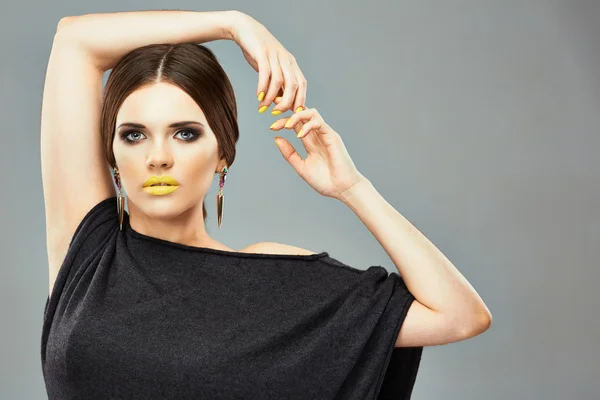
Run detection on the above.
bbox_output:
[290,108,327,139]
[256,54,271,103]
[269,117,288,131]
[273,56,298,114]
[282,107,314,131]
[273,92,284,105]
[269,108,304,131]
[292,61,307,113]
[270,115,308,139]
[259,53,284,113]
[296,119,322,139]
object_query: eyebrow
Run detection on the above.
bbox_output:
[117,121,205,130]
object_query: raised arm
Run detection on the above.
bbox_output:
[55,10,240,72]
[41,10,240,298]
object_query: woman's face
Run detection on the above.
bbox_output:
[113,82,222,221]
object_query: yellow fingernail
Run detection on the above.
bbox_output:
[272,110,282,116]
[258,105,268,113]
[284,119,292,128]
[296,106,303,113]
[269,121,278,129]
[258,92,265,101]
[297,129,304,138]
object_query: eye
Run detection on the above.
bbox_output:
[174,128,201,142]
[119,128,201,144]
[120,131,146,143]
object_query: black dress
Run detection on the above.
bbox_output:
[41,197,423,399]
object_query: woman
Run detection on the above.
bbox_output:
[40,10,491,399]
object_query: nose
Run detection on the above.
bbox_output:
[145,140,173,169]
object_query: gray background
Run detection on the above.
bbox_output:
[1,0,599,399]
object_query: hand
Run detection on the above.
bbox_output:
[230,13,307,114]
[269,100,369,201]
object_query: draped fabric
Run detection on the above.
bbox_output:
[41,197,422,399]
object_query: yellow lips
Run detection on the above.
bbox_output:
[143,175,180,196]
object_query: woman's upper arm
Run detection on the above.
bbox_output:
[394,300,485,347]
[41,24,115,296]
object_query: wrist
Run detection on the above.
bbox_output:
[223,10,247,42]
[337,176,374,205]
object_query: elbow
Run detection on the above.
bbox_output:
[54,17,74,44]
[472,310,493,336]
[457,309,492,339]
[53,16,86,49]
[56,15,84,37]
[476,310,492,333]
[56,16,73,33]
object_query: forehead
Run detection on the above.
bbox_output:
[116,82,206,124]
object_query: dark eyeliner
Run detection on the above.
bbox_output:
[175,128,201,142]
[119,128,201,144]
[119,130,143,144]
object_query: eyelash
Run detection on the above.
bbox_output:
[119,128,201,144]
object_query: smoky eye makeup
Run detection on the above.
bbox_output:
[118,128,203,144]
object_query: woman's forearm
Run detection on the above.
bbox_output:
[56,9,242,72]
[339,179,492,332]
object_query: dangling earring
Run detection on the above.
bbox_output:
[216,166,227,228]
[113,167,125,231]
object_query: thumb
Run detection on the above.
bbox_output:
[274,136,304,174]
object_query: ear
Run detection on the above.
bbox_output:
[216,159,227,173]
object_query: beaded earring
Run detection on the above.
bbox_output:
[113,167,125,231]
[217,166,227,228]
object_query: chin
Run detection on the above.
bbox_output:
[133,191,187,219]
[130,186,205,220]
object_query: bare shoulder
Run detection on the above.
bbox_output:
[240,242,318,256]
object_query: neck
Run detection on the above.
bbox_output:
[126,198,224,249]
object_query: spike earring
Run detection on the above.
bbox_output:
[217,166,227,228]
[113,168,125,231]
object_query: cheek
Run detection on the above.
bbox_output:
[180,149,218,191]
[184,153,213,182]
[113,149,135,172]
[112,142,140,191]
[112,139,126,165]
[113,138,144,167]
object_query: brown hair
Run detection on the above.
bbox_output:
[100,43,239,224]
